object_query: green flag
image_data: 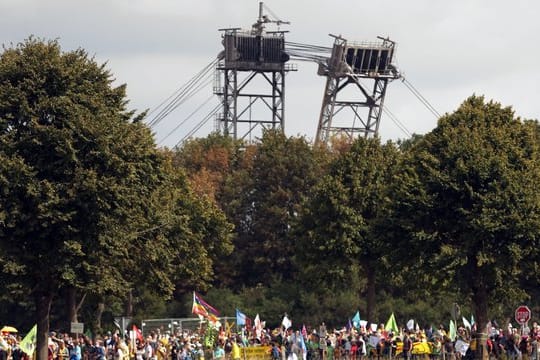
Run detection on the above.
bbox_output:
[20,324,37,356]
[385,313,399,334]
[449,320,456,341]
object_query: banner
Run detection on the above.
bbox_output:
[241,346,271,360]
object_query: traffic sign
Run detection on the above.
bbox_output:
[515,305,531,324]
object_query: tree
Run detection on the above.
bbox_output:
[220,130,325,286]
[392,96,540,336]
[0,38,233,359]
[295,137,401,321]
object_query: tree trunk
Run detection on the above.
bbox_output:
[94,301,105,333]
[365,263,376,323]
[472,267,489,360]
[36,292,53,360]
[67,286,79,324]
[125,289,133,318]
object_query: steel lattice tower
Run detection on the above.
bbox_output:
[215,3,295,141]
[315,35,400,145]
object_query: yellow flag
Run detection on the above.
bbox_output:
[20,325,37,356]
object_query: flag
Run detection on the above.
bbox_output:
[192,292,220,323]
[236,309,247,326]
[207,314,220,324]
[282,315,292,329]
[406,319,414,331]
[20,325,37,356]
[133,325,143,342]
[449,320,457,341]
[195,292,220,316]
[385,313,399,335]
[346,319,352,332]
[359,320,368,329]
[254,314,262,339]
[192,292,209,317]
[462,317,471,330]
[299,331,307,360]
[352,311,361,329]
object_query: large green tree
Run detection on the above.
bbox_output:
[0,38,231,358]
[295,137,400,321]
[392,96,540,333]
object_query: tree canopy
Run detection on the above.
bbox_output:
[0,38,232,359]
[391,96,540,329]
[295,137,401,321]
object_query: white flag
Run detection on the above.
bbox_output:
[407,319,414,331]
[282,315,292,329]
[462,316,471,329]
[254,314,262,339]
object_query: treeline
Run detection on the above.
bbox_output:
[1,39,540,359]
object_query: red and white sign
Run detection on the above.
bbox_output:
[515,305,531,324]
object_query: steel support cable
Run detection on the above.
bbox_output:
[149,71,215,128]
[150,58,216,119]
[157,92,217,145]
[175,103,222,148]
[149,75,209,128]
[148,58,218,127]
[149,65,215,128]
[288,55,328,63]
[401,78,441,119]
[151,72,214,126]
[381,106,412,138]
[285,41,332,52]
[173,71,256,145]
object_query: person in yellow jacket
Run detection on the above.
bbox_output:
[231,339,241,360]
[118,339,130,360]
[156,339,168,360]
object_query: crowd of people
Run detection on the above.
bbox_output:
[1,322,540,360]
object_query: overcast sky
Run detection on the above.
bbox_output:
[2,0,539,147]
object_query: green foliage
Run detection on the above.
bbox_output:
[217,130,325,287]
[392,95,540,327]
[295,137,401,320]
[0,38,233,347]
[2,39,540,335]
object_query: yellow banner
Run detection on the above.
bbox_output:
[241,346,271,360]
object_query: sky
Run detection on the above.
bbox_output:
[1,0,539,148]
